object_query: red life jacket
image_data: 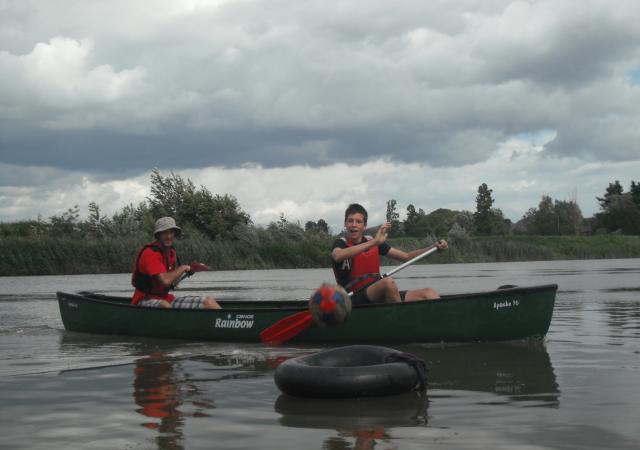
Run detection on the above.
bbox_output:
[335,236,381,292]
[131,242,178,298]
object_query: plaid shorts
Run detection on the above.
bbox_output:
[139,296,206,309]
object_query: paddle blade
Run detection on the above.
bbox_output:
[189,262,210,273]
[260,311,313,345]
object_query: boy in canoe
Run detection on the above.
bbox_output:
[131,217,221,309]
[331,203,448,306]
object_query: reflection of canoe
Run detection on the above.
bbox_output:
[56,284,556,344]
[406,342,559,404]
[275,392,428,429]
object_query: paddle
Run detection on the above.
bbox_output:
[173,261,210,287]
[260,246,440,345]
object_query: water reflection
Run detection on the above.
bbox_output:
[276,393,428,450]
[602,300,640,340]
[416,342,560,406]
[133,353,215,450]
[275,342,559,449]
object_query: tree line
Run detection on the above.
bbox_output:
[384,180,640,238]
[0,169,330,242]
[1,171,638,275]
[1,172,638,241]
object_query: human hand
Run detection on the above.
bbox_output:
[375,222,390,244]
[435,239,448,251]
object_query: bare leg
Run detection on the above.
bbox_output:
[404,288,440,302]
[158,300,172,308]
[202,296,222,309]
[365,277,402,303]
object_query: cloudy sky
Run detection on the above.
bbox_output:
[1,0,639,231]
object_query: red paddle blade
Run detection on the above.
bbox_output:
[189,262,210,273]
[260,311,313,345]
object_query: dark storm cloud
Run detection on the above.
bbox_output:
[1,0,640,174]
[0,122,503,172]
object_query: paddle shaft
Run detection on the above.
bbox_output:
[347,245,439,297]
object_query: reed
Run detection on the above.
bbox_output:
[2,234,639,276]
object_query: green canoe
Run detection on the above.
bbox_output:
[56,284,556,344]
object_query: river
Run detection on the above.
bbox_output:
[0,259,639,449]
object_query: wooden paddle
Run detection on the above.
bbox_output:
[260,246,440,345]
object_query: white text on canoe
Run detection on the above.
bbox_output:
[215,314,255,329]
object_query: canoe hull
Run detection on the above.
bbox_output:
[57,284,557,344]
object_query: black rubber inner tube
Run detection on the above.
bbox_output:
[274,345,427,398]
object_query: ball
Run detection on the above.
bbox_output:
[308,283,352,327]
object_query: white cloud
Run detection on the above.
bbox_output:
[0,37,146,125]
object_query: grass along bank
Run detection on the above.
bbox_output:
[2,234,639,276]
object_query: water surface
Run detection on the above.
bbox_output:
[1,259,639,449]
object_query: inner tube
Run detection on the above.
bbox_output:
[274,345,427,398]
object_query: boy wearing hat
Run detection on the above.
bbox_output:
[131,217,221,309]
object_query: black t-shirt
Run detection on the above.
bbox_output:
[332,237,391,288]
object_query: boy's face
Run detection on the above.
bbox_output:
[158,229,175,248]
[344,213,366,242]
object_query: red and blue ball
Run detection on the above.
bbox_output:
[308,284,352,327]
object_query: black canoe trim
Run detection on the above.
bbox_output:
[274,345,427,398]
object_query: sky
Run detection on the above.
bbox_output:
[1,0,639,232]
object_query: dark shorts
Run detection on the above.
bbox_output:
[351,289,407,306]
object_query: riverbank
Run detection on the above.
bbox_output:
[3,234,640,276]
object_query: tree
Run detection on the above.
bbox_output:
[522,196,583,235]
[631,181,640,206]
[554,199,583,235]
[49,205,80,235]
[531,195,557,235]
[594,180,640,234]
[473,183,504,235]
[404,204,421,236]
[596,193,640,234]
[87,202,112,237]
[148,169,251,240]
[386,199,401,234]
[597,180,623,209]
[304,219,329,234]
[316,219,329,234]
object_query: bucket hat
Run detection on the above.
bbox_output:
[154,217,182,237]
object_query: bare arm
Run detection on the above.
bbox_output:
[331,223,390,262]
[386,240,448,262]
[155,264,192,287]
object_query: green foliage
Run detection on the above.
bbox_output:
[403,206,475,238]
[2,233,639,275]
[49,205,80,235]
[595,180,640,234]
[596,180,624,209]
[631,181,640,205]
[5,171,640,276]
[404,204,425,236]
[148,169,251,240]
[385,199,401,234]
[305,219,329,234]
[473,183,506,235]
[521,195,583,235]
